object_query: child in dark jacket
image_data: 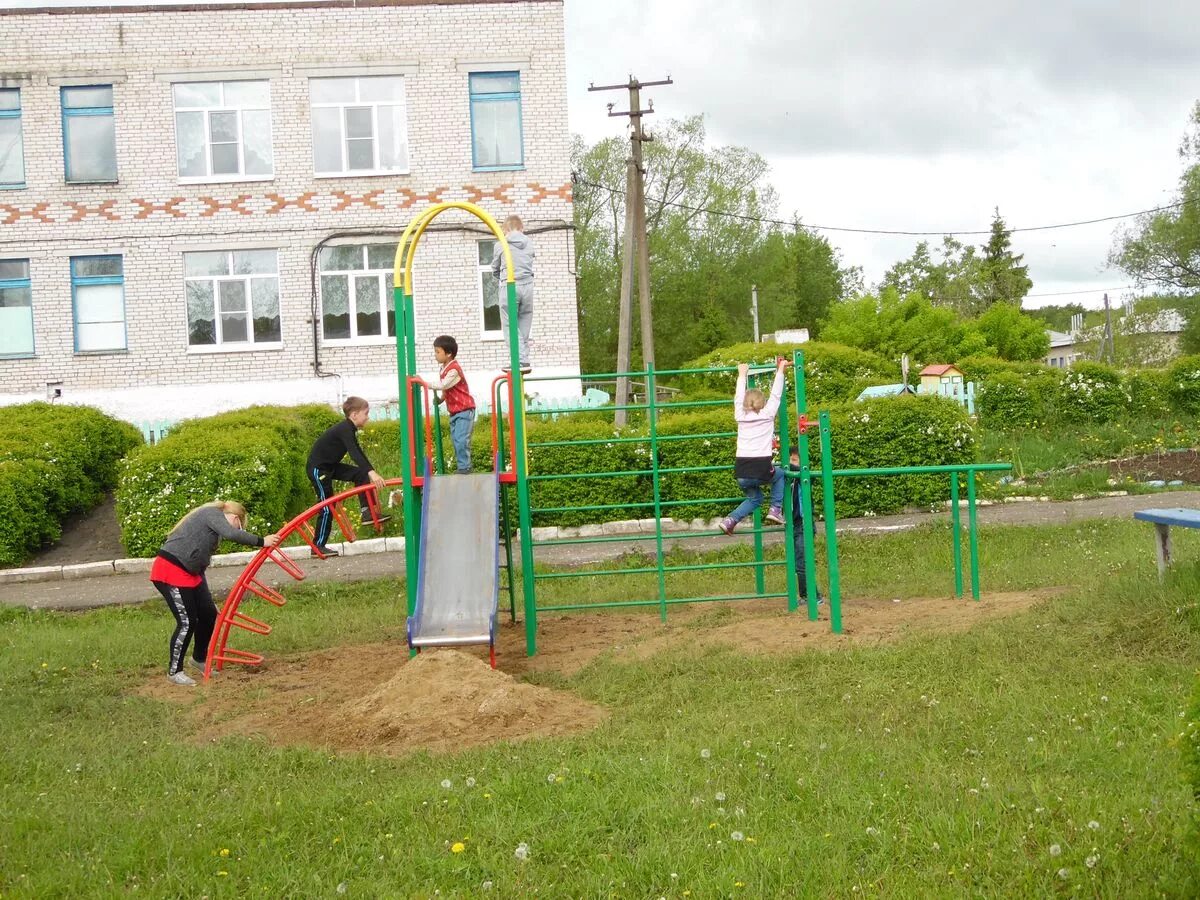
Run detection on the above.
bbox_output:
[150,500,280,685]
[787,446,823,604]
[307,396,389,556]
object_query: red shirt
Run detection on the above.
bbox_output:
[440,360,475,415]
[150,554,203,588]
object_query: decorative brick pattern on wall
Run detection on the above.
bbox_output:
[0,1,579,403]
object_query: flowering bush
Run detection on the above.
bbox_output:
[1167,355,1200,416]
[0,403,141,566]
[116,405,339,557]
[1056,361,1127,424]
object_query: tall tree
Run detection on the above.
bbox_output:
[977,208,1032,309]
[1111,101,1200,294]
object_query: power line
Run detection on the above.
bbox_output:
[571,174,1196,237]
[1024,285,1138,298]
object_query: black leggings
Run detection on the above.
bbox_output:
[308,463,372,546]
[153,577,216,674]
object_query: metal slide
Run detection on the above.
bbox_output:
[406,468,501,664]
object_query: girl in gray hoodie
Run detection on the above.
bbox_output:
[149,501,280,685]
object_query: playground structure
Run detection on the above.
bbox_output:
[204,201,1011,677]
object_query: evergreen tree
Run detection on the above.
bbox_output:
[976,207,1032,310]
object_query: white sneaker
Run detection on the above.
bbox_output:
[168,671,197,686]
[184,656,205,673]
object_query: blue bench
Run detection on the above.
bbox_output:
[1132,508,1200,580]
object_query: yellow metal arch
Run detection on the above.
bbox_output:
[391,200,515,296]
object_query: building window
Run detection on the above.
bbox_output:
[478,239,502,338]
[71,255,125,352]
[309,77,409,176]
[319,244,397,342]
[0,89,25,189]
[184,250,280,348]
[173,81,273,181]
[61,86,117,182]
[469,72,523,170]
[0,259,34,357]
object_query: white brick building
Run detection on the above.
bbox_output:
[0,0,578,423]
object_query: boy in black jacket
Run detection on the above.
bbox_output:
[307,396,388,556]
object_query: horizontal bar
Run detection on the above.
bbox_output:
[530,370,651,382]
[529,435,651,449]
[827,463,1012,477]
[654,399,731,410]
[534,559,786,580]
[656,431,736,443]
[530,495,763,514]
[528,468,654,482]
[539,591,790,613]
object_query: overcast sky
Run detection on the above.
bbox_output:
[564,0,1200,308]
[5,0,1198,308]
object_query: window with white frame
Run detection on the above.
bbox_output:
[478,239,502,338]
[71,255,125,352]
[0,89,24,188]
[173,81,273,180]
[0,259,34,357]
[61,85,117,183]
[468,71,523,170]
[319,244,397,342]
[309,76,409,176]
[184,249,280,348]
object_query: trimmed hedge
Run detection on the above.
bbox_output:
[0,403,142,566]
[116,404,340,557]
[675,341,895,406]
[1167,355,1200,416]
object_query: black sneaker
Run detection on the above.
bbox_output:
[311,545,340,558]
[362,511,392,526]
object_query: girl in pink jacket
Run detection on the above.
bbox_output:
[719,358,791,535]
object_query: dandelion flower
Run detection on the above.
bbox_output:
[715,792,726,802]
[1057,868,1070,880]
[1085,854,1099,869]
[866,827,879,837]
[440,779,452,789]
[700,749,711,759]
[482,881,493,891]
[547,773,557,783]
[466,777,476,788]
[731,831,744,841]
[451,842,465,854]
[1049,844,1061,857]
[514,842,530,861]
[1087,820,1100,830]
[218,848,230,858]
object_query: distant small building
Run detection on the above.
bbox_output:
[1045,330,1081,368]
[856,383,916,402]
[918,364,964,394]
[768,328,810,344]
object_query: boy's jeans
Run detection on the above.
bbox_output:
[730,467,785,523]
[449,409,475,474]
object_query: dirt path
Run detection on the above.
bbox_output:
[31,494,126,565]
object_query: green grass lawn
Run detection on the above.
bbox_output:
[2,520,1198,897]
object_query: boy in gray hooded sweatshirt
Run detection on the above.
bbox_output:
[490,215,535,372]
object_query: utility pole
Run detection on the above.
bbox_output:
[751,284,760,342]
[1102,292,1115,364]
[589,74,672,425]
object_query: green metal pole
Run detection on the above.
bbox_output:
[647,364,667,622]
[779,377,799,614]
[967,471,981,601]
[793,350,819,619]
[395,289,420,649]
[950,473,963,598]
[819,411,842,634]
[508,280,537,655]
[753,508,766,596]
